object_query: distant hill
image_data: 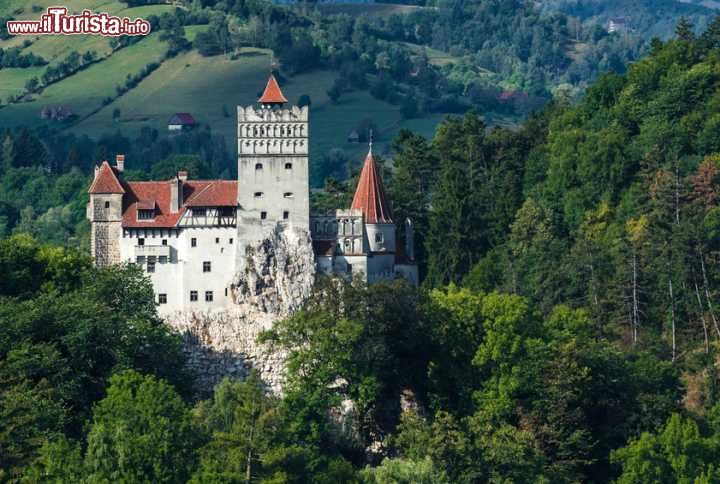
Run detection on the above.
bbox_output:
[539,0,714,39]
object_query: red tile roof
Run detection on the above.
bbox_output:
[258,74,288,104]
[121,180,238,228]
[89,161,125,194]
[168,113,196,125]
[184,180,237,207]
[351,148,392,224]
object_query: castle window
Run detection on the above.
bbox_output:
[205,291,214,302]
[203,261,211,272]
[254,192,263,198]
[158,294,167,304]
[147,260,155,273]
[229,238,233,244]
[283,192,293,198]
[190,290,198,302]
[136,256,145,264]
[255,163,263,170]
[375,233,383,243]
[285,163,292,170]
[215,237,220,244]
[346,263,352,274]
[283,211,289,220]
[138,209,154,220]
[104,201,110,209]
[159,256,168,264]
[260,211,267,220]
[191,238,197,247]
[138,238,145,246]
[162,239,167,246]
[225,288,228,296]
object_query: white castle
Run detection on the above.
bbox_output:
[87,75,418,315]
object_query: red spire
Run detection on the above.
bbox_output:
[351,146,392,224]
[89,160,125,194]
[258,74,288,105]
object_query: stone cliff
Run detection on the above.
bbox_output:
[165,224,315,395]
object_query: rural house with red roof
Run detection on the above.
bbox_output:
[168,112,196,132]
[88,75,417,315]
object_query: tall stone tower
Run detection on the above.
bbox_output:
[237,74,310,247]
[87,156,125,267]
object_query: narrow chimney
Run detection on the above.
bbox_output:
[170,175,181,213]
[115,154,125,172]
[177,170,188,182]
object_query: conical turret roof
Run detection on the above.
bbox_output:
[351,146,392,224]
[258,74,288,104]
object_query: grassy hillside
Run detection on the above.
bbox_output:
[0,2,469,172]
[71,45,456,166]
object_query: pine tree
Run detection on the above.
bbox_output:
[676,17,695,42]
[1,134,14,173]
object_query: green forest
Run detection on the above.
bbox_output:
[8,6,720,484]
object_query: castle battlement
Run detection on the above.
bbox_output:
[237,105,308,122]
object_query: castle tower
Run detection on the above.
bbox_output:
[87,156,125,267]
[237,74,310,246]
[351,144,395,253]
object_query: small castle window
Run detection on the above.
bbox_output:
[159,256,168,264]
[254,192,263,198]
[215,237,220,244]
[190,290,198,302]
[346,263,352,274]
[138,238,145,246]
[147,261,155,273]
[375,233,383,243]
[136,256,145,264]
[191,238,197,247]
[283,192,293,198]
[158,294,167,304]
[162,239,167,246]
[285,163,292,170]
[203,261,211,272]
[229,238,233,244]
[104,201,110,209]
[255,163,263,170]
[283,211,289,220]
[205,291,214,302]
[260,211,267,220]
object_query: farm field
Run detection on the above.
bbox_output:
[0,32,168,127]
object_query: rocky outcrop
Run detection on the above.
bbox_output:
[165,224,315,395]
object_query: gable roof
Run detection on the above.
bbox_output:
[258,74,288,104]
[168,113,196,125]
[89,161,125,194]
[121,180,237,228]
[351,147,393,224]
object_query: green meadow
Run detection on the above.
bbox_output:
[0,2,463,170]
